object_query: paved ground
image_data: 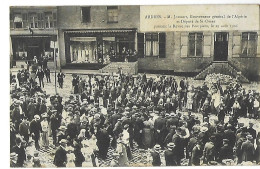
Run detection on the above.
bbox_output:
[10,68,260,167]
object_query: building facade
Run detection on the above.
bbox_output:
[57,6,140,68]
[138,31,260,80]
[10,6,260,80]
[10,7,58,68]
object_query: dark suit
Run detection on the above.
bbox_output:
[95,128,110,160]
[154,117,167,147]
[164,149,177,166]
[30,119,42,149]
[54,146,67,167]
[11,145,26,167]
[241,140,255,162]
[191,146,202,166]
[219,144,233,162]
[151,151,161,166]
[36,70,45,87]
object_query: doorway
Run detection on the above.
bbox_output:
[27,46,40,60]
[214,32,228,61]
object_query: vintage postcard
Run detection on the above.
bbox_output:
[9,4,260,167]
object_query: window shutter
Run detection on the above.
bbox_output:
[203,32,211,57]
[159,32,166,58]
[137,33,144,58]
[232,32,241,57]
[180,32,188,57]
[257,33,260,57]
[10,13,14,29]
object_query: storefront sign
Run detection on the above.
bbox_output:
[140,5,259,32]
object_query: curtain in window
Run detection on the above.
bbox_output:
[242,32,257,56]
[145,40,159,56]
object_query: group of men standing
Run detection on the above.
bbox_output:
[10,68,260,167]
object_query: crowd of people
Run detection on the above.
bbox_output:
[10,66,260,167]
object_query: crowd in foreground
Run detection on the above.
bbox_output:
[10,67,260,167]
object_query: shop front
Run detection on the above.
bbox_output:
[64,29,137,65]
[11,35,57,68]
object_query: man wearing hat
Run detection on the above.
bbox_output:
[10,152,18,167]
[154,113,167,148]
[202,135,216,164]
[247,122,257,140]
[19,118,30,143]
[57,70,65,88]
[172,127,185,165]
[54,139,67,167]
[50,110,60,145]
[241,135,255,162]
[218,139,233,162]
[164,142,177,166]
[11,137,26,167]
[166,112,178,130]
[30,115,42,150]
[191,142,203,166]
[150,144,162,166]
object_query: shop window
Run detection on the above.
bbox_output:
[188,33,203,57]
[107,6,118,23]
[81,7,91,23]
[241,32,257,57]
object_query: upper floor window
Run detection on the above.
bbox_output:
[44,12,53,28]
[241,32,257,56]
[29,13,38,28]
[81,7,91,23]
[188,33,203,57]
[107,6,118,23]
[13,13,23,28]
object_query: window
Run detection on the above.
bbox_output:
[241,32,257,56]
[145,33,159,57]
[13,13,23,28]
[107,6,118,23]
[188,33,203,56]
[138,33,166,58]
[29,13,38,28]
[44,12,53,28]
[81,7,91,23]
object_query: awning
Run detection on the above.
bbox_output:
[14,16,22,23]
[11,35,53,38]
[65,29,136,34]
[70,37,97,42]
[103,37,115,41]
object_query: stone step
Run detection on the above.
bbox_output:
[100,61,138,74]
[195,61,249,83]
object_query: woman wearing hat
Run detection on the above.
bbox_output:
[40,113,49,148]
[116,136,128,167]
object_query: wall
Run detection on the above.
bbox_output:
[138,32,213,73]
[138,30,260,80]
[58,6,140,30]
[57,6,140,67]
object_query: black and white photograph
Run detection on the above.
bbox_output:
[9,4,260,167]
